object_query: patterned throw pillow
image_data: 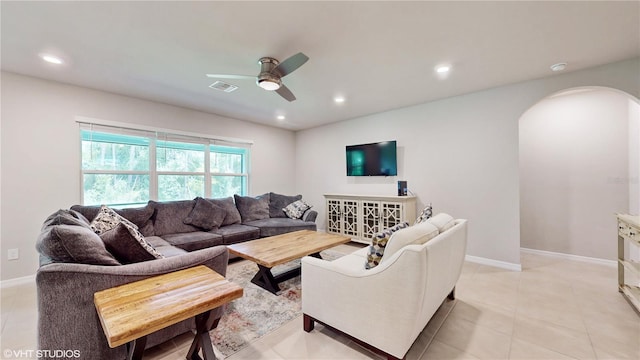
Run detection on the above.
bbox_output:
[365,222,409,269]
[414,203,433,225]
[90,205,137,234]
[283,200,312,219]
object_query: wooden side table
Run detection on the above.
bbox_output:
[94,265,243,360]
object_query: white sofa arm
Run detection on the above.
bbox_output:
[301,250,426,358]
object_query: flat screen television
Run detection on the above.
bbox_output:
[346,140,397,176]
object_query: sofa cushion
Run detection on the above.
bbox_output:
[380,221,439,264]
[71,204,155,236]
[161,231,225,252]
[234,194,270,223]
[154,245,188,258]
[90,205,138,234]
[269,193,302,218]
[365,222,409,269]
[144,236,172,248]
[243,218,317,238]
[36,224,121,265]
[183,197,226,230]
[41,209,91,229]
[428,213,456,232]
[415,203,433,224]
[206,197,242,226]
[150,200,200,236]
[99,222,164,264]
[210,224,260,245]
[283,200,312,219]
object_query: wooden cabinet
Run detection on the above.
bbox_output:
[617,213,640,313]
[324,194,417,244]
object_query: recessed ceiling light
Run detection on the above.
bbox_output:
[435,65,450,74]
[276,115,285,121]
[334,96,345,103]
[550,62,567,72]
[41,54,63,65]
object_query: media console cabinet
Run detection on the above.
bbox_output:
[324,193,416,244]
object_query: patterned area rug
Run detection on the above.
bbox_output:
[210,250,344,358]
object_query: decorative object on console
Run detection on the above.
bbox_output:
[283,200,312,219]
[397,180,408,196]
[365,222,409,269]
[415,203,433,224]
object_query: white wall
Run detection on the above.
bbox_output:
[295,58,640,268]
[629,98,640,215]
[519,89,630,260]
[0,72,296,281]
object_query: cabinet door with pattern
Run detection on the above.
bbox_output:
[381,201,403,229]
[341,199,360,238]
[361,200,381,240]
[326,199,342,234]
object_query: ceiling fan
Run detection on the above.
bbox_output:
[206,52,309,102]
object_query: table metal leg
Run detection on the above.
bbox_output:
[126,336,147,360]
[187,311,220,360]
[250,253,324,295]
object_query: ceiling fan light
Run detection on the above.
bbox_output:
[258,79,281,91]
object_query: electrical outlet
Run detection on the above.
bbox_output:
[7,248,19,260]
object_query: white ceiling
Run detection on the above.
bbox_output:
[2,1,638,131]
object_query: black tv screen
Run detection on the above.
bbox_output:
[346,141,397,176]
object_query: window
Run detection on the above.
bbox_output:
[80,124,250,206]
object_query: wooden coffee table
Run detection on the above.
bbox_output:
[227,230,351,294]
[94,265,243,360]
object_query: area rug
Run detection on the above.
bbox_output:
[209,249,344,357]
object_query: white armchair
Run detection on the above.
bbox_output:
[301,217,467,360]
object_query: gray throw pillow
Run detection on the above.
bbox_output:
[36,224,121,265]
[207,197,242,226]
[100,222,164,264]
[234,194,270,223]
[269,192,302,218]
[41,209,91,229]
[183,197,226,230]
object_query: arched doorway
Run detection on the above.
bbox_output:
[519,87,639,260]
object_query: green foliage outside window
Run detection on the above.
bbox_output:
[81,129,248,206]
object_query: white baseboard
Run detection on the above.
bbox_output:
[0,274,35,289]
[465,255,522,272]
[520,247,617,267]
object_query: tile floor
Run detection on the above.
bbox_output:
[1,246,638,359]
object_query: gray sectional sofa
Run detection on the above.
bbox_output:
[35,193,317,360]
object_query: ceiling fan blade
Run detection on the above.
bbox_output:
[275,84,296,102]
[206,74,254,80]
[273,52,309,77]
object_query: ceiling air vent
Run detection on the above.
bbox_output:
[209,81,238,93]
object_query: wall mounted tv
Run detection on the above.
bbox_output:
[346,140,397,176]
